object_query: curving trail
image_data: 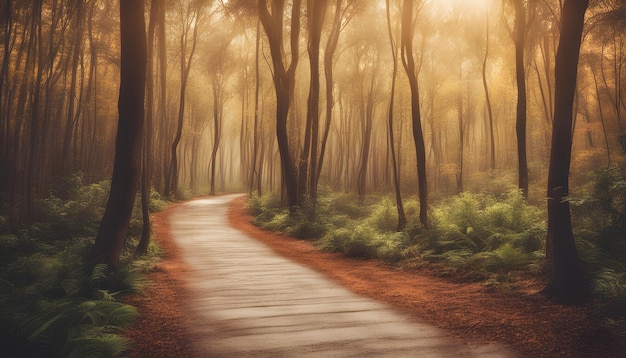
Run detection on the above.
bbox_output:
[170,194,516,357]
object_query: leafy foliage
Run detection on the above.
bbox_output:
[411,190,545,274]
[0,174,163,357]
[569,164,626,333]
[250,190,544,272]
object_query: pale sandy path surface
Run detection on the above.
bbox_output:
[170,194,517,357]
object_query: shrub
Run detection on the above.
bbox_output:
[344,225,380,259]
[480,243,532,273]
[367,197,398,232]
[247,192,265,217]
[327,193,370,219]
[317,228,352,253]
[376,232,410,262]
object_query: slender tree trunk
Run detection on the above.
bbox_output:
[386,0,406,231]
[167,6,200,199]
[306,0,327,205]
[93,0,146,270]
[482,13,496,172]
[156,0,167,194]
[357,78,375,198]
[542,0,589,302]
[209,78,222,196]
[0,0,13,208]
[591,65,611,167]
[137,0,160,255]
[249,19,261,196]
[400,0,428,228]
[514,0,528,197]
[24,1,43,220]
[316,0,343,189]
[61,1,85,174]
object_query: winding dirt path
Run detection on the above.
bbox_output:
[126,195,622,357]
[170,194,514,356]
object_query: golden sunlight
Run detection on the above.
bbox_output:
[429,0,494,14]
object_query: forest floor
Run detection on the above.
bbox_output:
[126,196,624,357]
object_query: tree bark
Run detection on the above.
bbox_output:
[156,0,167,194]
[482,13,496,172]
[93,0,146,270]
[305,0,327,205]
[386,0,406,231]
[209,76,223,196]
[316,0,344,190]
[514,0,529,198]
[166,1,200,199]
[400,0,428,228]
[249,19,261,195]
[258,0,301,209]
[542,0,589,302]
[357,77,375,198]
[137,0,161,256]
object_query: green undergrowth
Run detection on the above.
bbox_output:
[248,188,546,277]
[0,173,166,357]
[569,164,626,333]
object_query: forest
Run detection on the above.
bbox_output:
[0,0,625,356]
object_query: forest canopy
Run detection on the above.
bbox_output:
[1,0,624,210]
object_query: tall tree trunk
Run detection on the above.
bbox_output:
[156,0,167,194]
[542,0,589,302]
[457,64,470,194]
[61,0,85,174]
[591,64,611,167]
[209,77,222,196]
[514,0,528,197]
[400,0,428,228]
[482,13,496,172]
[137,0,160,256]
[258,0,301,209]
[167,4,200,199]
[357,78,375,198]
[24,1,43,220]
[93,0,146,270]
[316,0,344,189]
[305,0,327,205]
[249,19,261,196]
[386,0,406,231]
[0,0,13,206]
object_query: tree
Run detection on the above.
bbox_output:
[482,10,496,172]
[513,0,529,198]
[258,0,302,209]
[297,0,328,205]
[542,0,589,301]
[400,0,428,228]
[137,0,163,256]
[207,25,234,195]
[92,0,146,270]
[316,0,356,192]
[165,0,205,199]
[386,0,406,230]
[249,19,262,195]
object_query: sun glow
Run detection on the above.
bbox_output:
[428,0,495,15]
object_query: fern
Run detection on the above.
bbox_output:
[61,333,133,358]
[481,243,531,273]
[367,197,398,232]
